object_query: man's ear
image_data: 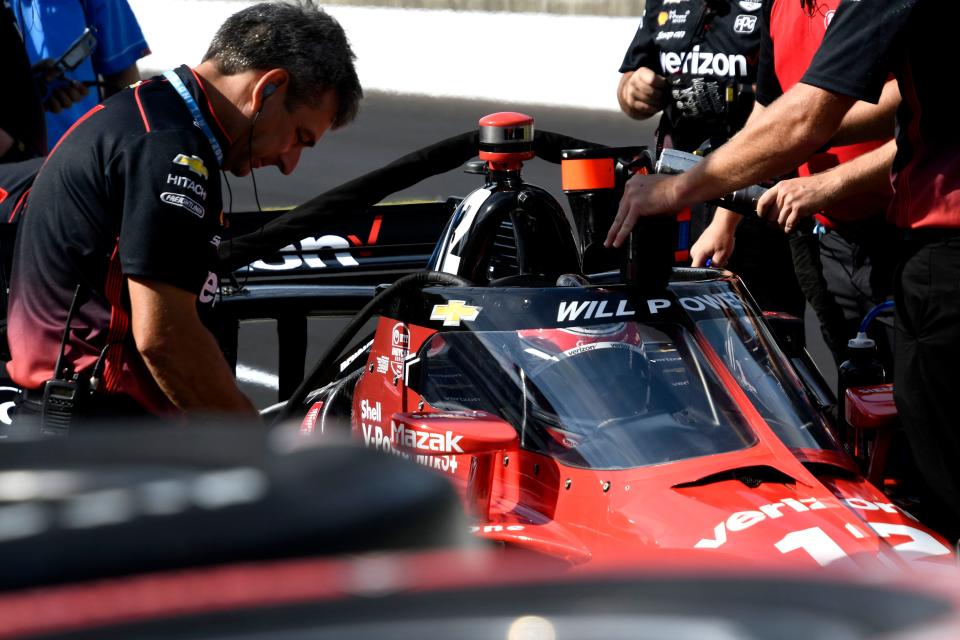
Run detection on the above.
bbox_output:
[251,69,289,114]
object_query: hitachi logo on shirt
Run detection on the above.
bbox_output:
[660,46,749,77]
[166,174,207,200]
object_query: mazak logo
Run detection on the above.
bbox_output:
[161,192,205,218]
[391,323,410,377]
[172,153,208,180]
[660,46,748,77]
[394,422,464,454]
[734,14,757,34]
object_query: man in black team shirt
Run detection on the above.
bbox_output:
[618,0,805,319]
[6,1,362,423]
[606,0,960,529]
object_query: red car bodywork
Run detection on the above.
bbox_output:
[315,301,954,570]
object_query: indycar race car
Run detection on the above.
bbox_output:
[210,113,954,570]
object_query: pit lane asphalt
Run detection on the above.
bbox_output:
[227,92,836,408]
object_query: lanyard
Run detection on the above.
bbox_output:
[163,69,223,165]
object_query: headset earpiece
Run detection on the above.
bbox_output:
[262,83,278,99]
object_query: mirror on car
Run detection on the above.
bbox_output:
[390,410,518,457]
[391,410,518,519]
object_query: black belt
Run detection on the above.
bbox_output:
[17,386,143,415]
[901,227,960,243]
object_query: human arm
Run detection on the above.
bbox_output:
[128,277,257,415]
[617,2,665,119]
[89,0,150,95]
[606,82,856,247]
[101,63,140,97]
[690,207,741,268]
[829,79,899,147]
[618,68,668,120]
[756,139,895,232]
[32,59,89,114]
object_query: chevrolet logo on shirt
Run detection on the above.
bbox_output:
[430,301,482,327]
[172,154,209,180]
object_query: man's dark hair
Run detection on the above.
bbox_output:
[203,1,361,128]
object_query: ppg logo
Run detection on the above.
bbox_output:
[733,14,757,34]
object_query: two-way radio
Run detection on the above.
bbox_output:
[39,284,88,436]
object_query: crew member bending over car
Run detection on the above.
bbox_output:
[6,0,362,426]
[618,0,805,318]
[605,0,960,534]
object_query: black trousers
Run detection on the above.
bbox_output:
[790,218,899,371]
[819,223,899,371]
[8,389,152,438]
[894,234,960,527]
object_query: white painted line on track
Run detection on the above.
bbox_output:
[129,1,638,111]
[236,364,280,391]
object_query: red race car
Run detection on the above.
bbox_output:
[244,113,955,571]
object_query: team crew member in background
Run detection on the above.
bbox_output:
[606,0,960,532]
[7,0,362,423]
[692,0,900,368]
[618,0,805,319]
[12,0,151,146]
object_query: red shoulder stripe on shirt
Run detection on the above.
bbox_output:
[47,103,106,159]
[7,187,31,223]
[188,67,233,144]
[134,80,153,132]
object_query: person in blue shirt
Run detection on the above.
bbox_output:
[12,0,150,146]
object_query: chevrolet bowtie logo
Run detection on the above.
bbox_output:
[172,153,209,180]
[430,301,482,327]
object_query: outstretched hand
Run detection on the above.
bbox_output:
[605,173,679,248]
[756,174,834,233]
[690,219,736,268]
